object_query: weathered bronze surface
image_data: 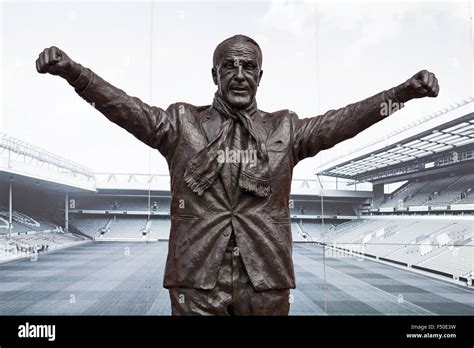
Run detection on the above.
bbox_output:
[36,35,439,315]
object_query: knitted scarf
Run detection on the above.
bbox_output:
[183,93,271,197]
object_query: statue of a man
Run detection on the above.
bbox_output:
[36,35,439,315]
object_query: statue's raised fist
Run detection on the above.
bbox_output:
[406,70,439,99]
[36,46,78,80]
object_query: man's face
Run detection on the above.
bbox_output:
[212,42,263,109]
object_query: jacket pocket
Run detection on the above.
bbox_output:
[270,218,291,225]
[170,215,198,248]
[267,140,287,153]
[269,219,292,245]
[171,214,198,221]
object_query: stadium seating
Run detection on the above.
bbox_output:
[307,217,473,279]
[455,193,474,204]
[70,195,172,212]
[290,201,355,216]
[98,216,148,239]
[0,231,85,261]
[363,220,455,257]
[388,222,472,266]
[69,215,110,238]
[0,208,58,235]
[424,173,474,205]
[420,241,474,278]
[403,177,455,206]
[452,174,474,204]
[380,181,428,208]
[291,222,307,242]
[324,219,390,245]
[71,214,171,240]
[299,220,332,240]
[150,217,171,240]
[378,173,474,208]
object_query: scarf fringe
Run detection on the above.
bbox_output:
[183,166,212,196]
[239,173,271,197]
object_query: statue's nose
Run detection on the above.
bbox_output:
[235,66,245,81]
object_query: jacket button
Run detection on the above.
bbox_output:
[223,230,231,237]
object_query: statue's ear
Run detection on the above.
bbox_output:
[258,69,263,86]
[212,67,218,85]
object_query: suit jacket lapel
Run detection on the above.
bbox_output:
[201,107,222,143]
[250,110,269,143]
[200,107,234,203]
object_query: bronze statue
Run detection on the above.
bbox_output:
[36,35,439,315]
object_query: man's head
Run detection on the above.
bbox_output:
[212,35,263,109]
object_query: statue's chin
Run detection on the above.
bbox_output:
[226,95,252,109]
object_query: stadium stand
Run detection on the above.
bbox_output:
[290,201,356,216]
[69,214,110,238]
[388,222,472,266]
[363,220,457,257]
[456,192,474,204]
[452,174,474,204]
[0,231,86,261]
[309,218,473,281]
[291,222,305,242]
[70,214,157,241]
[403,177,457,206]
[299,220,333,240]
[420,241,474,278]
[0,207,59,234]
[426,173,474,205]
[68,194,174,241]
[150,217,171,240]
[378,173,474,209]
[70,195,171,212]
[97,216,148,240]
[380,181,428,208]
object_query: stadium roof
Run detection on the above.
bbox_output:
[316,98,474,181]
[0,133,96,192]
[0,133,93,177]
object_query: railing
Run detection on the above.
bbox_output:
[318,97,474,171]
[0,133,94,179]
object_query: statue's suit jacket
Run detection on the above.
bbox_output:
[70,66,398,290]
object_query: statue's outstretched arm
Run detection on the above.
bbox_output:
[292,70,439,162]
[36,46,179,158]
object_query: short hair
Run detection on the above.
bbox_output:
[213,34,263,68]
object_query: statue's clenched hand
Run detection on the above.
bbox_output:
[36,46,81,81]
[394,70,440,102]
[405,70,439,98]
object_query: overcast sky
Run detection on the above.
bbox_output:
[0,0,472,179]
